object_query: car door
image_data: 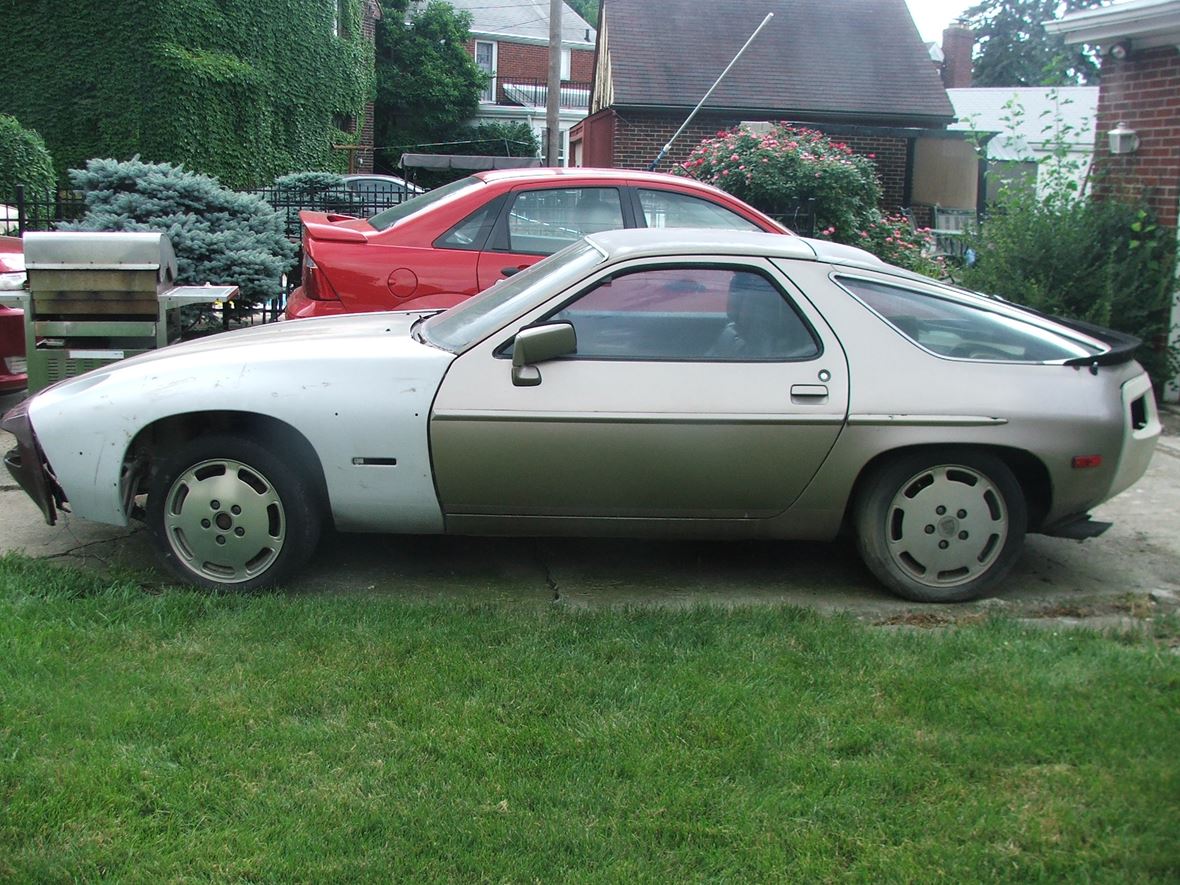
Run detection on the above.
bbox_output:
[475,185,631,290]
[430,258,850,522]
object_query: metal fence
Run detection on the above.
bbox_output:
[483,77,593,110]
[1,183,414,243]
[1,185,87,235]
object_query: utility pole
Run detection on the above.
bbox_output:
[546,0,562,166]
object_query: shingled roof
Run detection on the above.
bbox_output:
[601,0,955,125]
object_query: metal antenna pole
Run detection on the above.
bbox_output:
[647,11,774,172]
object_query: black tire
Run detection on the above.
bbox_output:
[146,433,322,591]
[854,449,1027,603]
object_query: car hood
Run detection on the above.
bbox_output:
[33,311,450,408]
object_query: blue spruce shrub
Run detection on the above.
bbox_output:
[63,157,296,306]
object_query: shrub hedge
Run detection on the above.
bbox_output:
[0,115,55,196]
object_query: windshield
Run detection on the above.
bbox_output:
[367,176,482,231]
[422,238,607,353]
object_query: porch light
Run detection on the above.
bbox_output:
[1108,40,1131,60]
[1108,121,1140,155]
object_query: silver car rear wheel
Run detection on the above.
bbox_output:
[855,450,1027,603]
[147,434,321,591]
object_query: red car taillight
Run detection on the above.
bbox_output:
[302,252,340,302]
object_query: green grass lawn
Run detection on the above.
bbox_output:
[1,553,1177,882]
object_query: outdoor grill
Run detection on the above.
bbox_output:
[7,232,236,392]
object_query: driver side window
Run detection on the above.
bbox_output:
[550,266,819,361]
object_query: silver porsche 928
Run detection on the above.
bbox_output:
[3,229,1160,602]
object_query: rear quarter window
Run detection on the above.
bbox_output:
[836,276,1104,363]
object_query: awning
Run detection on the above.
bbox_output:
[399,154,542,171]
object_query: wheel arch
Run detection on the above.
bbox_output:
[124,411,331,521]
[842,443,1052,534]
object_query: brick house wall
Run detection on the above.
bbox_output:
[483,40,594,81]
[1091,45,1180,228]
[466,39,594,83]
[605,110,912,211]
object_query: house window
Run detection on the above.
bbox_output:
[333,0,348,37]
[475,40,497,102]
[561,48,571,80]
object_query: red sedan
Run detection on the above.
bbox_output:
[0,236,27,393]
[285,168,789,318]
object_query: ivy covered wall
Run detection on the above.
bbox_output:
[0,0,375,188]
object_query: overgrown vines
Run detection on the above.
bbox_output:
[0,0,375,188]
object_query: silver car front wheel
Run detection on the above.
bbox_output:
[147,434,321,591]
[855,450,1028,603]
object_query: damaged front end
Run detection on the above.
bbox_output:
[2,397,67,525]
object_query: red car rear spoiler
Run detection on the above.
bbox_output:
[299,211,367,243]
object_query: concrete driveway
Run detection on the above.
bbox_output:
[3,388,1179,623]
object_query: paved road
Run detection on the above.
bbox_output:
[2,388,1179,620]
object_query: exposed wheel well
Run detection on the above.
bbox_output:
[124,411,331,522]
[842,444,1052,534]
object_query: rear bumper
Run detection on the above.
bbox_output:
[284,286,348,320]
[1108,373,1161,500]
[1,397,62,525]
[0,306,25,390]
[0,361,25,392]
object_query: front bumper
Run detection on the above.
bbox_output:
[2,397,63,525]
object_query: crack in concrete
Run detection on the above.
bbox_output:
[43,527,142,563]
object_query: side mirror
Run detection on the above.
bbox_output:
[512,322,576,387]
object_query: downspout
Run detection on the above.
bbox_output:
[1168,195,1180,402]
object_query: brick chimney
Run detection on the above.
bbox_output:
[941,21,974,89]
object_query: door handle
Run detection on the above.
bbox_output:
[791,384,829,402]
[501,266,522,277]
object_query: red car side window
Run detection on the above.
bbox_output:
[500,188,624,256]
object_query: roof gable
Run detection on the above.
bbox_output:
[601,0,954,124]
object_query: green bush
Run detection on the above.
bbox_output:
[271,170,365,228]
[375,0,486,174]
[0,114,55,195]
[959,193,1177,391]
[62,157,296,307]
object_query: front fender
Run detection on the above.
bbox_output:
[27,317,454,533]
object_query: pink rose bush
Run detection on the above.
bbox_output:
[856,213,943,277]
[675,123,941,277]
